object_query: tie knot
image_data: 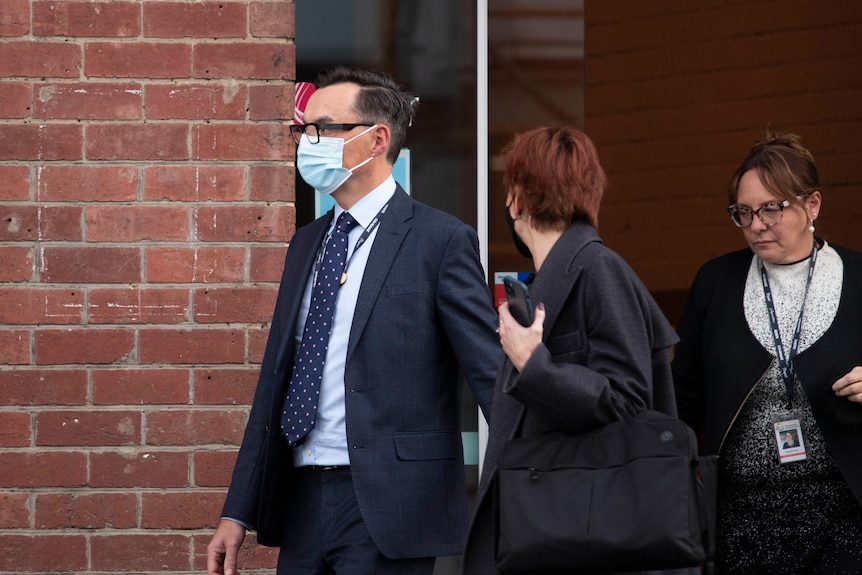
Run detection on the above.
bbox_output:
[336,211,358,234]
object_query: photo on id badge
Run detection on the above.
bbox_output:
[773,415,807,463]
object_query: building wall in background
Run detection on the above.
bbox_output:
[0,1,294,573]
[585,0,862,322]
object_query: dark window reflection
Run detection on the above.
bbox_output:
[488,0,585,278]
[295,0,478,231]
[293,3,583,573]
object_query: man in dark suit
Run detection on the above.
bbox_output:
[206,66,500,575]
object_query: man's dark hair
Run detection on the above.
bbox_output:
[315,65,417,163]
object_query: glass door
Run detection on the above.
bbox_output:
[293,3,583,572]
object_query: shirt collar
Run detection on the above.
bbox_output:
[333,176,396,230]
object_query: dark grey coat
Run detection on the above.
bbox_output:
[462,221,688,575]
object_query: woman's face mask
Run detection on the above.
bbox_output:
[296,125,377,195]
[506,203,532,259]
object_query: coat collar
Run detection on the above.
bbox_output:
[529,221,602,339]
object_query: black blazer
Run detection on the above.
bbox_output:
[672,244,862,506]
[222,186,501,558]
[462,222,680,574]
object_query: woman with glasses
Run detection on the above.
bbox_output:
[672,131,862,574]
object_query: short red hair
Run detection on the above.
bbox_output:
[503,127,606,230]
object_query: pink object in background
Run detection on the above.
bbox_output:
[294,81,316,124]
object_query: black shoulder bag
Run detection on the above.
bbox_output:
[495,410,717,574]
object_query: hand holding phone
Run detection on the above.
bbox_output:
[503,277,534,327]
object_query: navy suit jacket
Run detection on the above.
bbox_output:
[222,185,501,559]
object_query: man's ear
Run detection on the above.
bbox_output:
[371,124,391,159]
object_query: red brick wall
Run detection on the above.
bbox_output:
[0,1,294,572]
[585,0,862,314]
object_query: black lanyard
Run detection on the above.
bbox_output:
[759,242,818,408]
[311,201,390,287]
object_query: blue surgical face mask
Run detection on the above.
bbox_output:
[296,125,377,195]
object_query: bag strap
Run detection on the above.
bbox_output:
[698,454,719,575]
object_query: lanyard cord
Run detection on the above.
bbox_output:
[759,241,818,409]
[311,202,390,287]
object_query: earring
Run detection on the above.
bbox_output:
[809,219,815,233]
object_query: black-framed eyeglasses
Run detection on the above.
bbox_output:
[289,123,373,145]
[727,200,791,228]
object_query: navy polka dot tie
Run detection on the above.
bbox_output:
[281,211,358,446]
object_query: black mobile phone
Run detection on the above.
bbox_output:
[503,277,534,327]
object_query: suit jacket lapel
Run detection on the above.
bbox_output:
[347,186,412,355]
[273,211,333,369]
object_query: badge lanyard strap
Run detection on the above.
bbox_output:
[311,202,390,287]
[759,241,818,409]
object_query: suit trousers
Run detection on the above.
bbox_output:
[277,466,436,575]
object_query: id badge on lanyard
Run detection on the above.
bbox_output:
[772,412,807,463]
[760,242,817,464]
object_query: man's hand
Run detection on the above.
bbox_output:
[833,366,862,403]
[207,519,247,575]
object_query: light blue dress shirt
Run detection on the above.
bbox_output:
[292,177,396,467]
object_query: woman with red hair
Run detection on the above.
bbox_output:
[462,127,686,574]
